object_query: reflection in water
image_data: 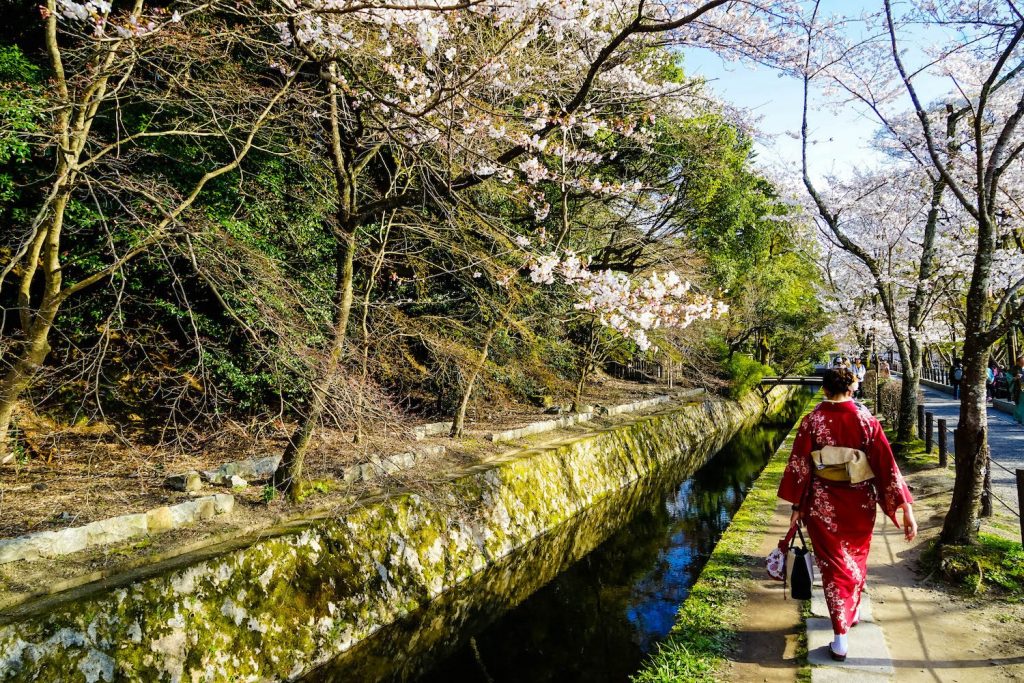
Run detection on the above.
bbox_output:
[417,420,795,683]
[306,395,808,683]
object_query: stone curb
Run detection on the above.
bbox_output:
[919,377,954,395]
[0,494,234,565]
[486,389,705,443]
[413,422,454,440]
[994,398,1016,416]
[487,411,595,443]
[603,395,671,416]
[342,445,446,484]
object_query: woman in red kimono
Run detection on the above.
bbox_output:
[778,367,918,661]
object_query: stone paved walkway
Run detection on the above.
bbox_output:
[916,384,1024,519]
[804,384,1024,681]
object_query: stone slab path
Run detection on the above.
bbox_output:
[802,386,1024,682]
[808,593,893,682]
[725,495,803,682]
[915,385,1024,520]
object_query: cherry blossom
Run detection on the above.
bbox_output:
[528,251,726,351]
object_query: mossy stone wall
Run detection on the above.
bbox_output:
[0,388,794,682]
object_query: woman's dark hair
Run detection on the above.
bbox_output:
[822,368,857,396]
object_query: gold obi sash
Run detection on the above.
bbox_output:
[811,446,875,484]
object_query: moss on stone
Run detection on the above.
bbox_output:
[0,389,797,683]
[631,393,816,683]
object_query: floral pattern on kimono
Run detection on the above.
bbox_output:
[778,400,913,635]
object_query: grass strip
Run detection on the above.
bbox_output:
[631,397,819,682]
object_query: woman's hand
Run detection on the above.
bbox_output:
[901,503,918,541]
[790,507,803,527]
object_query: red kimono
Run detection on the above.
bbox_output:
[778,400,913,634]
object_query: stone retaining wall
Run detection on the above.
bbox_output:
[0,387,797,683]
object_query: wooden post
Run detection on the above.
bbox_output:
[1017,470,1024,545]
[937,419,947,467]
[917,405,926,440]
[925,412,934,453]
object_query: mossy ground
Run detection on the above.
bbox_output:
[630,396,816,682]
[888,422,1024,603]
[920,533,1024,599]
[887,432,937,472]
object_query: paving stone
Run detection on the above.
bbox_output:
[811,665,890,683]
[811,592,874,623]
[808,616,893,678]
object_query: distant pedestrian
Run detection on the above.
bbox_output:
[951,359,964,399]
[986,363,996,401]
[852,358,866,397]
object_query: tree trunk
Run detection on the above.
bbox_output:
[0,190,69,460]
[450,327,497,438]
[354,221,391,445]
[940,340,989,544]
[893,337,924,449]
[940,205,995,545]
[272,230,356,497]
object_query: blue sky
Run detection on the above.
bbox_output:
[680,2,954,181]
[681,48,884,178]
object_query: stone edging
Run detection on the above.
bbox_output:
[919,378,955,395]
[0,495,234,565]
[917,377,1018,417]
[413,422,454,440]
[486,389,703,443]
[994,398,1016,417]
[341,445,446,483]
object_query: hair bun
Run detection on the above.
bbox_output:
[822,368,857,396]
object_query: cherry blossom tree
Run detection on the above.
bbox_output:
[793,0,1024,543]
[266,0,806,496]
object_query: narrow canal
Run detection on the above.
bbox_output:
[309,393,810,682]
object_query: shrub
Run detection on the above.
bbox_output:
[725,354,772,399]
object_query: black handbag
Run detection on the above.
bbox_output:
[785,525,814,600]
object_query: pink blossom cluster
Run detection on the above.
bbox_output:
[51,0,187,37]
[527,250,726,351]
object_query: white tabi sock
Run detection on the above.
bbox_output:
[831,633,849,656]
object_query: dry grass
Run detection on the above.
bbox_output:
[0,373,676,538]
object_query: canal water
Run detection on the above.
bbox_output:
[308,394,810,682]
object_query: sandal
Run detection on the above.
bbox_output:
[829,645,847,662]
